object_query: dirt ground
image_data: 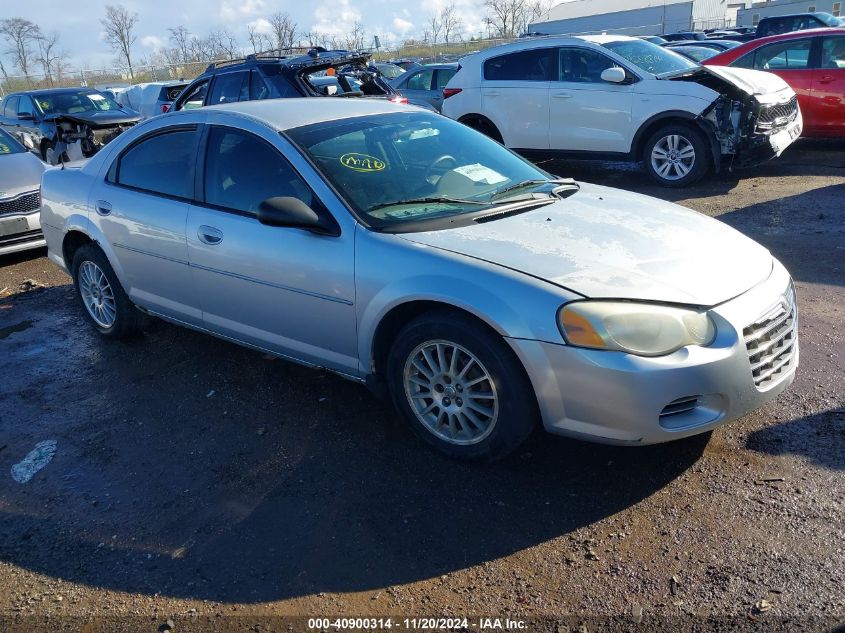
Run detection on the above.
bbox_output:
[0,139,843,633]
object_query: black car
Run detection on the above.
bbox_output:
[662,31,707,41]
[171,48,433,112]
[0,88,140,164]
[755,12,844,38]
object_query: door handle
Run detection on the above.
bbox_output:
[197,225,223,245]
[483,91,501,97]
[552,92,573,99]
[95,200,112,216]
[818,75,835,84]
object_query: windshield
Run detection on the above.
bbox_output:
[602,39,698,76]
[671,46,719,62]
[0,128,25,155]
[35,90,124,115]
[286,112,553,230]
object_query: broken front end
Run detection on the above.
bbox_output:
[44,114,137,165]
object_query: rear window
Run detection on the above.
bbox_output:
[483,48,554,81]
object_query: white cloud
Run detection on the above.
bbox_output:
[247,17,274,35]
[311,0,362,35]
[220,0,267,21]
[392,17,414,35]
[140,35,166,50]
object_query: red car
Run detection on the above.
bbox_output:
[704,28,845,137]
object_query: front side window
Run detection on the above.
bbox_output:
[558,48,617,82]
[407,69,434,90]
[178,79,209,110]
[752,39,812,69]
[602,39,696,76]
[261,65,300,98]
[114,129,196,198]
[3,96,20,118]
[208,72,249,105]
[203,127,314,213]
[286,112,552,230]
[820,36,845,68]
[483,48,554,81]
[17,96,35,117]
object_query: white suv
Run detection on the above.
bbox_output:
[442,36,802,187]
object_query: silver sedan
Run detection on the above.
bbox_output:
[39,99,798,460]
[0,128,46,256]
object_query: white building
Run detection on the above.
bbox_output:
[737,0,842,27]
[529,0,753,37]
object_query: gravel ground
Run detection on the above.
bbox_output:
[0,139,843,633]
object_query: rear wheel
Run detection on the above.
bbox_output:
[643,123,710,187]
[386,311,537,461]
[72,244,142,338]
[461,116,503,144]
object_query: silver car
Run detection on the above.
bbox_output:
[40,99,798,460]
[0,128,46,256]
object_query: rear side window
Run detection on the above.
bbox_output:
[747,39,812,69]
[203,127,314,213]
[250,71,271,99]
[434,68,456,89]
[114,129,196,198]
[483,49,554,81]
[208,72,249,105]
[407,69,434,90]
[558,48,616,82]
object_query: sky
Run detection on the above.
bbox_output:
[7,0,500,71]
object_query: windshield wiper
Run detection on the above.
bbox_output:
[491,178,580,201]
[370,196,489,211]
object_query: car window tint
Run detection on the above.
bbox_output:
[17,96,35,117]
[434,68,456,89]
[820,36,845,68]
[753,39,812,69]
[407,69,434,90]
[250,71,271,99]
[4,96,20,118]
[558,48,616,82]
[209,72,249,105]
[117,130,195,198]
[180,80,209,109]
[203,127,313,213]
[483,48,554,81]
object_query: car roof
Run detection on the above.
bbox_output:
[186,98,421,131]
[733,26,845,47]
[8,87,99,96]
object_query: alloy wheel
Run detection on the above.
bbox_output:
[78,260,117,328]
[651,134,696,181]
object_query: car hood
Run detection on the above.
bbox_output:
[398,182,773,306]
[0,152,46,198]
[677,64,791,97]
[44,110,140,126]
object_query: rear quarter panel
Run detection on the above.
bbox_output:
[40,166,95,272]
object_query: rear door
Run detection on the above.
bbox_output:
[95,125,202,324]
[399,67,438,106]
[808,34,845,136]
[548,47,634,153]
[185,125,358,374]
[481,47,553,149]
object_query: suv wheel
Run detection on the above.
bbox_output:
[643,123,710,187]
[386,311,536,461]
[72,244,142,338]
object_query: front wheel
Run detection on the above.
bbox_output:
[643,124,710,187]
[386,311,537,461]
[72,244,142,338]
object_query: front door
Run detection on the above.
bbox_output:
[185,125,358,375]
[548,47,634,154]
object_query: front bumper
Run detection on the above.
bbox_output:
[735,106,803,167]
[507,260,797,445]
[0,192,45,256]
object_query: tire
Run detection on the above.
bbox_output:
[643,123,710,187]
[386,310,537,461]
[72,244,142,338]
[462,117,503,144]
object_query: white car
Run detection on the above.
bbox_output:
[442,36,802,186]
[0,128,46,256]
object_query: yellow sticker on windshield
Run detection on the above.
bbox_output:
[340,153,386,172]
[0,143,10,154]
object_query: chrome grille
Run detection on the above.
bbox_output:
[0,191,40,217]
[743,286,797,389]
[757,96,799,131]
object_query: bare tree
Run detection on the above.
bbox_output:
[0,18,42,82]
[344,21,366,51]
[247,23,273,53]
[168,25,191,63]
[440,6,463,44]
[101,5,138,78]
[268,12,297,52]
[428,12,443,45]
[36,31,65,86]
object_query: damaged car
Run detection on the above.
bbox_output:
[171,48,436,112]
[0,88,140,166]
[442,36,802,186]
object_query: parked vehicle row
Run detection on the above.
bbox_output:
[38,99,799,460]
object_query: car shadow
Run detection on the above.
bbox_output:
[0,285,709,603]
[746,408,845,472]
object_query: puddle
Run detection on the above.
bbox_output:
[0,320,33,340]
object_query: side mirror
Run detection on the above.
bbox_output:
[600,67,627,84]
[17,113,35,121]
[257,196,338,236]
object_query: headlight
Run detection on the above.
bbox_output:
[558,301,716,357]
